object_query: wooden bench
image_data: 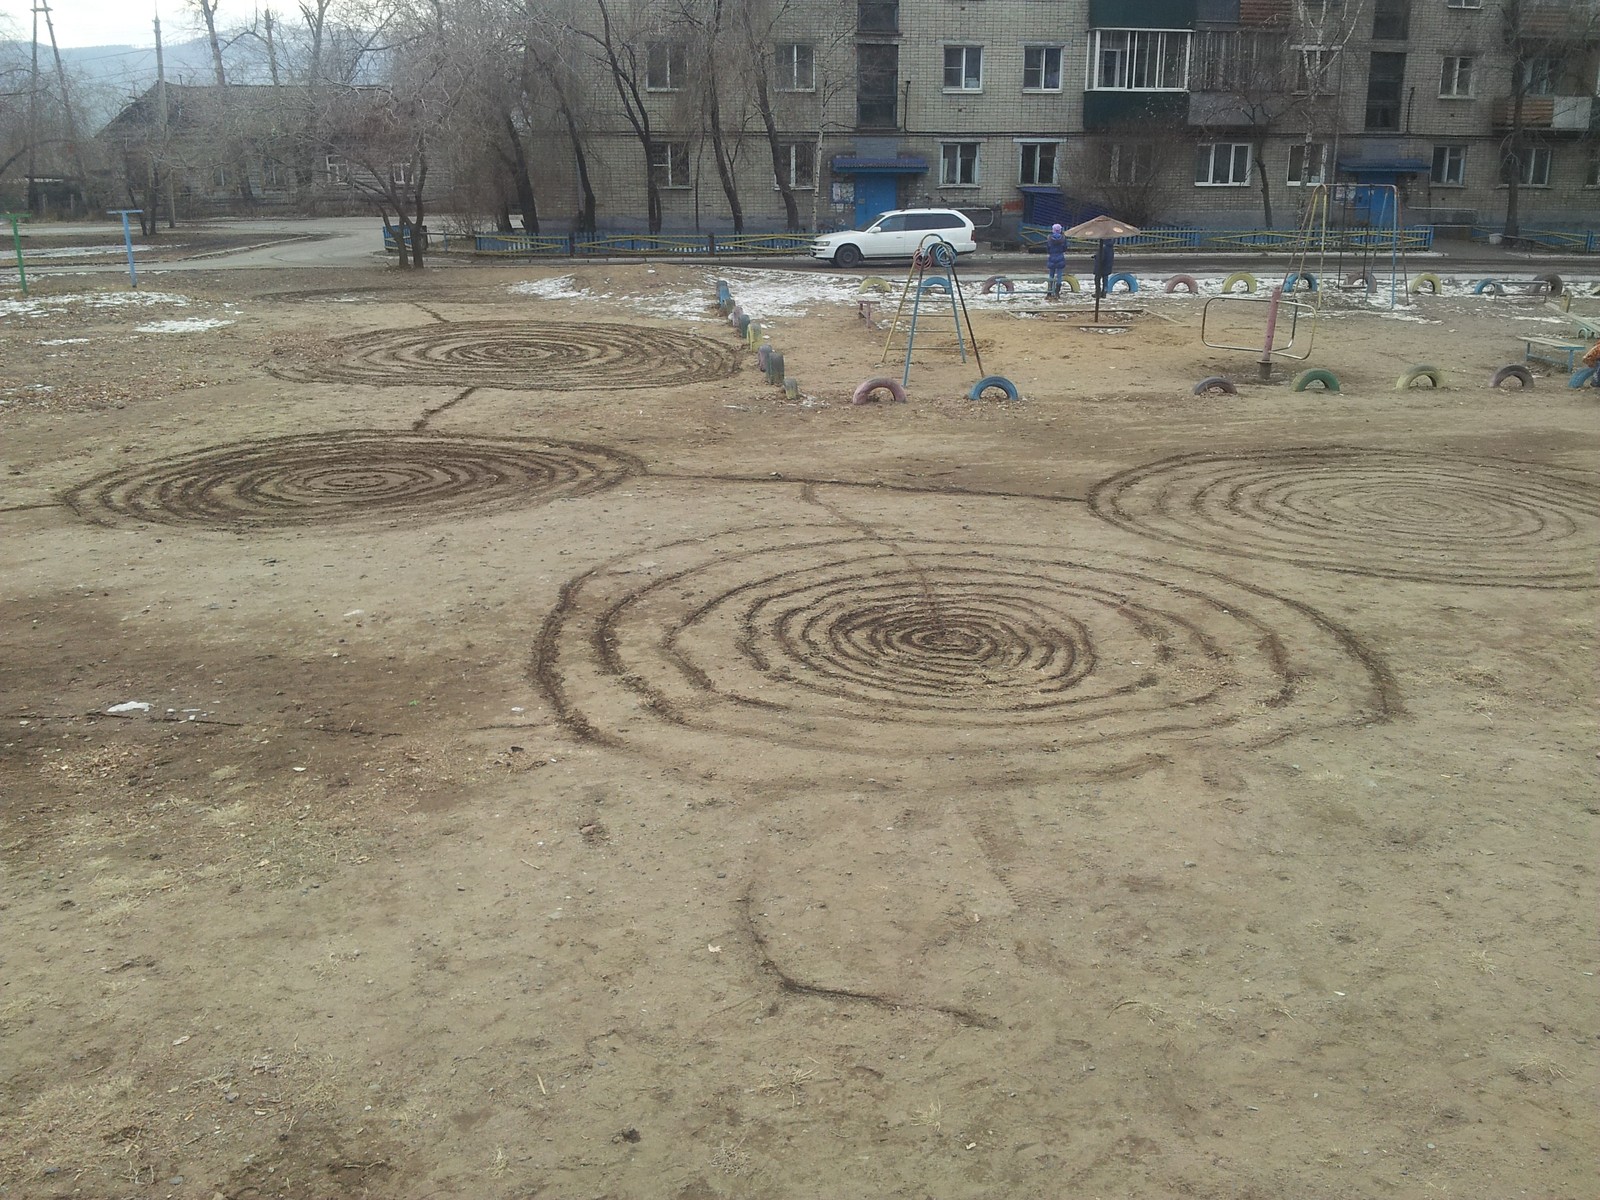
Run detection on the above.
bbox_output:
[1523,335,1591,370]
[857,298,877,328]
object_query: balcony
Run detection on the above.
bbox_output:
[1089,0,1196,28]
[1491,95,1595,131]
[1508,1,1600,40]
[1083,91,1189,130]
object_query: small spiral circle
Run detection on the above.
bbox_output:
[1089,447,1600,587]
[269,320,739,390]
[64,431,640,530]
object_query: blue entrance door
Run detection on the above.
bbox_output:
[853,175,899,228]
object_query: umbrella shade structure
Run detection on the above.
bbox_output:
[1062,215,1141,241]
[1063,215,1141,321]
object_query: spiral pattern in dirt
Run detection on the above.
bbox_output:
[64,431,641,530]
[535,528,1393,779]
[270,320,739,389]
[1088,447,1600,588]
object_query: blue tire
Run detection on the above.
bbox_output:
[1284,272,1319,293]
[1105,272,1138,294]
[1474,279,1504,296]
[967,375,1020,402]
[1568,367,1597,389]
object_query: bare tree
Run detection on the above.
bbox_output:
[579,0,667,233]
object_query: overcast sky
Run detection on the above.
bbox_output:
[1,1,181,50]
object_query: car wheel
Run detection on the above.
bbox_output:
[834,244,863,269]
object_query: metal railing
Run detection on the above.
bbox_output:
[1018,223,1435,252]
[470,231,815,256]
[1468,225,1597,251]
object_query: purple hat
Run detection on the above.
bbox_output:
[1051,223,1063,235]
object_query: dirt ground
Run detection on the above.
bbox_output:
[1,258,1596,1200]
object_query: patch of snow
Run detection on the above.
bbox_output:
[106,701,152,714]
[23,244,158,259]
[511,275,587,300]
[135,317,233,334]
[39,336,90,345]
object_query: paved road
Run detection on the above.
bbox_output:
[5,215,1598,281]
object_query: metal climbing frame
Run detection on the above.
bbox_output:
[880,235,984,387]
[1201,289,1319,381]
[1325,183,1410,311]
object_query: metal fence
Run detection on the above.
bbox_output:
[471,231,814,256]
[1468,226,1598,252]
[1017,223,1436,253]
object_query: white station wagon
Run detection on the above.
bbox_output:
[809,208,978,268]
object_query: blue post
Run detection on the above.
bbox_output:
[107,209,142,288]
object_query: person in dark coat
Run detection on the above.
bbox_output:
[1045,223,1068,300]
[1093,239,1116,299]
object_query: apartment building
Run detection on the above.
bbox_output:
[572,0,1597,233]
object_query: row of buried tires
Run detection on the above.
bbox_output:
[981,270,1585,298]
[1194,361,1600,396]
[717,277,1023,405]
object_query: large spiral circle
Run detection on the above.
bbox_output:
[64,431,641,530]
[535,528,1393,778]
[269,320,739,389]
[1089,447,1600,588]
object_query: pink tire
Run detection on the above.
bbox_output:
[852,377,908,405]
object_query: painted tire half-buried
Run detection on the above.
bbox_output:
[1535,272,1564,297]
[1283,272,1319,293]
[1409,273,1441,295]
[1568,367,1598,389]
[1397,364,1443,389]
[858,277,894,293]
[756,345,772,372]
[1105,272,1138,294]
[1291,368,1341,393]
[735,313,750,336]
[784,379,799,400]
[1058,274,1081,294]
[1345,271,1376,293]
[729,306,745,327]
[967,375,1021,402]
[1490,364,1534,389]
[745,321,763,347]
[852,377,908,405]
[1164,275,1199,294]
[980,276,1015,295]
[918,278,951,295]
[766,351,786,385]
[1474,278,1504,296]
[1192,375,1238,396]
[1221,272,1257,295]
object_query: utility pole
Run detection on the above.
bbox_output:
[40,1,87,215]
[155,15,176,229]
[265,9,281,85]
[26,2,39,214]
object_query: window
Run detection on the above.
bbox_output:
[1588,154,1600,187]
[648,141,691,189]
[1196,142,1251,186]
[1365,51,1406,130]
[1287,142,1327,185]
[776,142,816,189]
[1521,57,1556,96]
[325,155,349,185]
[1501,146,1552,187]
[1023,46,1063,91]
[940,141,979,186]
[1293,46,1338,94]
[391,163,415,186]
[211,166,228,189]
[943,45,983,90]
[857,0,897,35]
[775,43,814,91]
[262,160,288,190]
[857,43,898,127]
[1100,142,1154,185]
[1446,0,1480,8]
[646,41,687,90]
[1196,0,1240,20]
[1018,141,1058,185]
[1372,0,1409,39]
[1432,144,1466,185]
[1087,29,1190,90]
[1440,55,1473,97]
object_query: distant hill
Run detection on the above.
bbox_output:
[3,36,279,128]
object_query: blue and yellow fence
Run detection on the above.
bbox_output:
[1468,226,1597,251]
[1017,223,1436,253]
[468,230,814,257]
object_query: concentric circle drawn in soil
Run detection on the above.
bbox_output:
[269,319,740,390]
[1088,447,1600,588]
[535,526,1395,779]
[63,430,642,530]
